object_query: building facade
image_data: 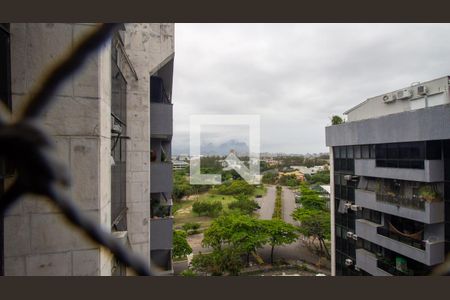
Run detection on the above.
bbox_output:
[0,23,174,275]
[326,76,450,276]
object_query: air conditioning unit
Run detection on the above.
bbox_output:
[345,259,353,266]
[351,204,362,211]
[382,93,395,103]
[344,175,353,181]
[396,89,412,100]
[417,85,428,95]
[344,202,352,209]
[346,231,354,238]
[352,234,358,240]
[354,266,360,271]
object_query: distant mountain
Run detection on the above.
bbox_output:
[201,139,249,156]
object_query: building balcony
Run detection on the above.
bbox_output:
[150,249,173,275]
[354,159,444,182]
[150,217,173,250]
[355,219,445,266]
[150,162,173,193]
[150,102,173,139]
[355,189,444,224]
[355,249,392,276]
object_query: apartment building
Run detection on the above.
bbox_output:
[326,76,450,276]
[0,23,174,275]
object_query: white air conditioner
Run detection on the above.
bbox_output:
[354,266,360,271]
[352,234,358,240]
[351,204,362,211]
[346,231,354,238]
[417,85,428,95]
[397,89,412,100]
[382,94,395,103]
[344,175,352,181]
[345,259,353,266]
[344,202,352,209]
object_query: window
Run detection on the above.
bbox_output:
[354,145,361,159]
[361,145,370,159]
[426,140,442,160]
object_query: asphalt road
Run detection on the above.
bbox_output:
[256,185,276,219]
[282,186,299,225]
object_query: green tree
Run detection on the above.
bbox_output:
[261,219,298,264]
[191,248,244,276]
[331,115,344,125]
[173,230,193,259]
[192,200,223,217]
[202,213,268,265]
[292,208,330,258]
[182,222,201,235]
[228,194,260,215]
[262,172,278,184]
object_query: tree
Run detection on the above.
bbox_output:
[228,194,260,215]
[279,174,300,187]
[202,213,268,265]
[213,179,256,196]
[331,115,344,125]
[262,172,278,184]
[261,219,298,264]
[305,170,330,185]
[173,230,193,259]
[182,222,201,235]
[192,200,223,217]
[191,248,244,276]
[291,208,330,258]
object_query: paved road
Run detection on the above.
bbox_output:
[282,187,298,225]
[256,185,276,219]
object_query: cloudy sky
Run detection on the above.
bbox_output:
[172,23,450,155]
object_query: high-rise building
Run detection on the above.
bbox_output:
[326,76,450,276]
[0,23,175,276]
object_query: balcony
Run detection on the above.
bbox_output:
[150,249,173,274]
[355,189,444,224]
[150,102,173,139]
[151,162,173,193]
[150,217,173,250]
[376,257,414,276]
[355,249,392,276]
[354,159,444,182]
[355,219,445,266]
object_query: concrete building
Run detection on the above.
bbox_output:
[326,76,450,276]
[0,23,175,275]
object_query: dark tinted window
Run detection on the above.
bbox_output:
[426,140,442,160]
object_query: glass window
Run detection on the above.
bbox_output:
[340,146,347,159]
[369,145,376,159]
[347,146,353,158]
[334,147,341,159]
[426,140,442,160]
[387,143,399,159]
[375,144,387,159]
[354,145,361,159]
[362,145,370,159]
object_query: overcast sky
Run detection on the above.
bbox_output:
[172,23,450,155]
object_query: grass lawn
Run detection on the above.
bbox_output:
[173,193,238,229]
[173,185,268,230]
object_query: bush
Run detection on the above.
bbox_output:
[173,230,193,259]
[191,248,244,276]
[272,186,282,219]
[182,222,201,235]
[180,268,197,276]
[192,200,223,217]
[228,194,260,215]
[213,179,256,196]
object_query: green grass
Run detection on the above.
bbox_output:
[173,193,238,228]
[173,185,268,229]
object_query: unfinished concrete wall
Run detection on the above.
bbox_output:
[4,23,112,276]
[121,23,175,268]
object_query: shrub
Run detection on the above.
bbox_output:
[272,186,282,219]
[191,248,244,276]
[180,268,197,276]
[192,200,223,217]
[228,194,260,215]
[173,230,193,259]
[182,222,201,235]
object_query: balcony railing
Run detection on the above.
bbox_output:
[376,227,425,250]
[376,193,425,211]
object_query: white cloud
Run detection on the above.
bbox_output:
[172,23,450,154]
